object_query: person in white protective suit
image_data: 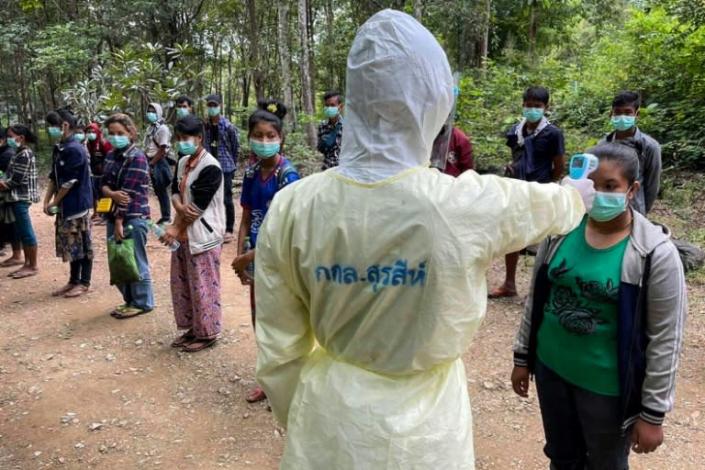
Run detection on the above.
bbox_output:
[254,9,594,470]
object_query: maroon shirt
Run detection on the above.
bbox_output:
[442,127,474,177]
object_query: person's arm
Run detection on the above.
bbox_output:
[5,150,30,190]
[175,165,222,228]
[255,198,315,428]
[237,208,252,256]
[551,128,566,181]
[316,123,326,153]
[43,180,57,214]
[227,124,239,163]
[642,141,662,214]
[112,155,148,219]
[454,171,586,262]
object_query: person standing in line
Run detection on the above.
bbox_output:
[317,91,344,170]
[85,122,112,225]
[175,96,194,120]
[161,115,225,353]
[0,127,20,262]
[512,143,686,469]
[203,94,239,243]
[231,100,300,403]
[0,125,39,279]
[599,91,662,215]
[101,113,155,319]
[43,109,94,298]
[144,102,173,225]
[490,86,566,298]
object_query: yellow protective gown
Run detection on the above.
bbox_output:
[255,9,585,470]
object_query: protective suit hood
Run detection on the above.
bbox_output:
[148,102,164,121]
[336,9,454,183]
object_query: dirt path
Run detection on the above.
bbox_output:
[1,199,703,469]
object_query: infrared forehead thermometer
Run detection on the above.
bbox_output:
[569,153,599,180]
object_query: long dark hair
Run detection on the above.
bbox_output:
[8,124,38,145]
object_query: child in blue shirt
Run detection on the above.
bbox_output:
[231,99,300,403]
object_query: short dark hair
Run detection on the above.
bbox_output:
[8,124,38,144]
[323,91,343,104]
[176,95,193,107]
[46,108,78,129]
[175,115,204,136]
[248,99,288,136]
[588,143,640,184]
[523,86,550,105]
[612,91,641,111]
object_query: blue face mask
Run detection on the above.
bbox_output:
[108,135,131,150]
[589,190,629,222]
[611,115,636,132]
[86,132,97,142]
[250,139,280,159]
[176,107,190,119]
[522,107,545,123]
[324,106,340,119]
[177,139,198,156]
[73,133,85,142]
[7,137,19,149]
[146,112,158,123]
[207,106,221,117]
[48,126,62,139]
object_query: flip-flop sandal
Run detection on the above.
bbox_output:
[110,304,129,317]
[11,270,38,279]
[0,259,24,268]
[488,287,518,299]
[180,338,217,353]
[64,285,89,298]
[113,307,151,320]
[171,331,196,348]
[52,284,76,297]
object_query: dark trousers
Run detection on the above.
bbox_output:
[150,159,172,222]
[535,361,630,470]
[69,257,93,286]
[223,170,235,233]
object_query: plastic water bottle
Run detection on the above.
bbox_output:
[48,206,59,215]
[148,221,180,251]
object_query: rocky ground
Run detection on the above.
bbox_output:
[0,195,703,469]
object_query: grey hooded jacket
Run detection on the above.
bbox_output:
[514,211,687,427]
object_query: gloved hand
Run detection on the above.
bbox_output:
[561,176,596,212]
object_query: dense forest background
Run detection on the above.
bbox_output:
[0,0,704,169]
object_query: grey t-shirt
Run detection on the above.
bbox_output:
[144,123,171,159]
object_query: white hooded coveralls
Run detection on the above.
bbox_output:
[255,9,585,469]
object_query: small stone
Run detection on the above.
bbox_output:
[274,429,282,438]
[74,442,85,449]
[229,375,242,383]
[72,418,80,424]
[99,445,108,454]
[45,354,55,361]
[218,387,231,396]
[482,381,497,390]
[93,345,104,351]
[33,451,42,458]
[89,422,104,431]
[58,457,66,464]
[134,339,143,346]
[105,354,115,362]
[242,413,250,419]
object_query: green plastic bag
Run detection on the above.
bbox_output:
[107,238,141,285]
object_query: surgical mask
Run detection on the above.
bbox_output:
[146,112,158,123]
[589,190,629,222]
[47,126,62,139]
[7,137,19,149]
[522,107,545,123]
[176,107,190,119]
[207,106,221,117]
[250,139,280,159]
[108,135,131,150]
[177,139,198,156]
[611,115,636,132]
[324,106,340,119]
[73,133,85,142]
[86,132,97,141]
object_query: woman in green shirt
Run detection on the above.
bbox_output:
[512,143,687,469]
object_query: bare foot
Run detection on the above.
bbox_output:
[64,285,89,298]
[52,283,76,297]
[11,268,39,279]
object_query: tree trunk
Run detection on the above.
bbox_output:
[480,0,491,69]
[528,1,537,56]
[278,0,295,126]
[298,0,316,147]
[247,0,264,101]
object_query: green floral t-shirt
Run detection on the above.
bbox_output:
[537,218,629,396]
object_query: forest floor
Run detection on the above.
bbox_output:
[0,187,704,470]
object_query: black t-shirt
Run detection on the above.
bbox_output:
[209,124,219,155]
[0,145,15,173]
[506,123,565,183]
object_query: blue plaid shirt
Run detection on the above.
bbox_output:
[204,116,239,173]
